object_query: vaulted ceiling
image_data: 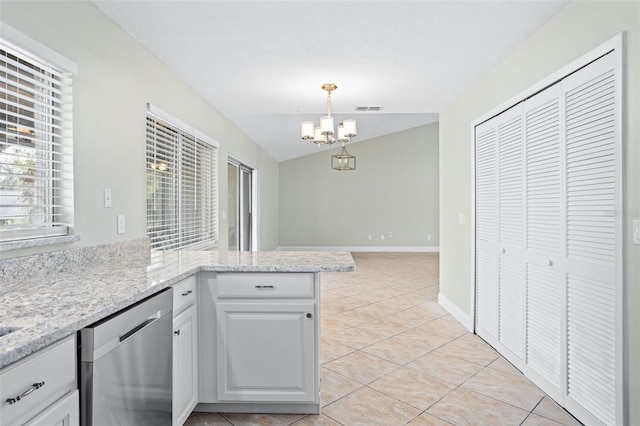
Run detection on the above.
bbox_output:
[93,0,568,161]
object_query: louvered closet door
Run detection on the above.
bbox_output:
[522,83,565,401]
[475,120,500,345]
[496,105,526,364]
[562,52,620,426]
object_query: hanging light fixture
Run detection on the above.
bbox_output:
[331,142,356,171]
[301,84,357,146]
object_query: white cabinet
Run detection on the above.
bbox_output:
[172,275,198,426]
[0,335,78,426]
[216,301,316,402]
[24,390,79,426]
[198,272,320,413]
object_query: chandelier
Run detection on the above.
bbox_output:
[300,83,357,171]
[300,84,357,146]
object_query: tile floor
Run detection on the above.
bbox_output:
[185,252,581,426]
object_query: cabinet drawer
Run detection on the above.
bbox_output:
[173,274,197,313]
[216,273,315,299]
[0,335,76,426]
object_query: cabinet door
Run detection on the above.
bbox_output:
[24,390,79,426]
[173,305,198,426]
[216,302,316,402]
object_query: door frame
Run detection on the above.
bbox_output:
[228,155,259,251]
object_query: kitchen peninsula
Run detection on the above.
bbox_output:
[0,239,355,425]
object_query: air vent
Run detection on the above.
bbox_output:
[354,106,383,112]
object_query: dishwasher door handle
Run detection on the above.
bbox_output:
[119,311,161,343]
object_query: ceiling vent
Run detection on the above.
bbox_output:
[354,106,383,112]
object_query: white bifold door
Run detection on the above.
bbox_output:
[475,47,623,426]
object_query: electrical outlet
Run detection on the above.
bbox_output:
[380,234,385,241]
[428,234,432,241]
[368,234,372,241]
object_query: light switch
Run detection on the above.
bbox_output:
[104,188,112,208]
[633,219,640,245]
[117,214,125,234]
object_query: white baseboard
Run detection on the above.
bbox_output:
[276,246,439,253]
[438,292,474,332]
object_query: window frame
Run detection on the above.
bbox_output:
[0,24,77,250]
[146,104,219,251]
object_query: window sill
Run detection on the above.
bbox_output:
[0,234,81,252]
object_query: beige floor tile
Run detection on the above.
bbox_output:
[368,367,456,410]
[320,337,356,363]
[290,414,342,425]
[406,413,452,426]
[320,368,363,407]
[427,388,530,425]
[219,413,305,426]
[435,333,500,366]
[461,366,545,411]
[532,397,582,425]
[406,350,484,386]
[323,387,421,426]
[184,412,231,425]
[361,334,433,365]
[324,351,399,385]
[330,325,390,349]
[521,413,565,425]
[487,356,523,376]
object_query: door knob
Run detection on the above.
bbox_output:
[306,313,312,319]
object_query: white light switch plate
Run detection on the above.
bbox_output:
[117,214,125,234]
[104,188,112,208]
[633,219,640,245]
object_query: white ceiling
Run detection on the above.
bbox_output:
[92,0,567,161]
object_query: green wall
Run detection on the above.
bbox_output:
[0,0,280,258]
[439,1,639,422]
[279,123,439,250]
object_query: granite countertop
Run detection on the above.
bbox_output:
[0,246,355,369]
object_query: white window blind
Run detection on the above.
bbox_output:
[146,109,218,251]
[0,42,74,243]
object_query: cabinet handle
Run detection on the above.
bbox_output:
[502,248,506,254]
[255,285,275,289]
[547,260,553,267]
[6,381,45,405]
[174,330,181,336]
[306,313,312,319]
[181,290,193,296]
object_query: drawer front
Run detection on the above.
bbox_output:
[216,273,315,299]
[173,274,197,313]
[0,335,76,426]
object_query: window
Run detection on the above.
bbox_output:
[146,106,218,251]
[0,36,74,245]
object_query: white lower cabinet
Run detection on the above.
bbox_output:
[0,335,78,426]
[172,276,198,426]
[24,390,79,426]
[216,301,316,402]
[198,272,320,413]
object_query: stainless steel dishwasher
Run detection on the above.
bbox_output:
[79,288,173,426]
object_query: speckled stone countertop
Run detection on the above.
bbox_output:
[0,241,355,369]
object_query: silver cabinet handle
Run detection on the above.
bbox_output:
[181,290,193,296]
[6,381,45,405]
[255,285,275,289]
